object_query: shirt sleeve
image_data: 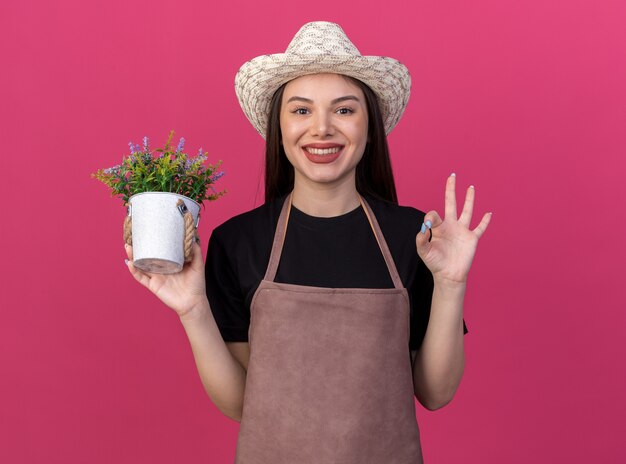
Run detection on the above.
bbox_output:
[205,227,250,343]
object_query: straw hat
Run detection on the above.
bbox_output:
[234,21,412,139]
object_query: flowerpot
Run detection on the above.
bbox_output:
[128,192,201,274]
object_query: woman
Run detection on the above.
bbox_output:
[125,21,491,463]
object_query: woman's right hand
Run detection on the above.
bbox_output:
[124,242,208,318]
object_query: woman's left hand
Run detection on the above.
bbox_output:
[415,173,492,286]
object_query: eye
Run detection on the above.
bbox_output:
[337,107,354,115]
[292,107,309,115]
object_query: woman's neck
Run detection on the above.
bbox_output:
[291,178,360,218]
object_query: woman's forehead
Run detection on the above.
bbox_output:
[283,73,364,100]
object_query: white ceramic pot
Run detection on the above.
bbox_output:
[128,192,200,274]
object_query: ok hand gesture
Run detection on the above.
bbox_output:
[415,174,492,286]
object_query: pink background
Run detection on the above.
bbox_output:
[2,0,625,462]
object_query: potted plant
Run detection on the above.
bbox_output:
[92,130,225,274]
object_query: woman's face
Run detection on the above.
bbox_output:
[279,73,368,189]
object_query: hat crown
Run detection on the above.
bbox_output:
[285,21,362,57]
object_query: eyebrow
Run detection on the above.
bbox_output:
[286,95,361,105]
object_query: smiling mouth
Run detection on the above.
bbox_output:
[301,146,343,164]
[303,146,343,155]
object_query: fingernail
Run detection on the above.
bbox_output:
[425,220,432,229]
[451,172,456,177]
[124,259,129,266]
[420,223,426,234]
[469,185,474,189]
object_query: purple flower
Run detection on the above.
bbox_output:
[176,137,185,153]
[198,147,203,156]
[143,136,149,150]
[211,171,225,182]
[134,143,142,154]
[128,141,135,155]
[184,153,208,170]
[104,164,121,175]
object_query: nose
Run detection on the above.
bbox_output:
[310,111,335,137]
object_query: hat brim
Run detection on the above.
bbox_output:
[235,53,411,139]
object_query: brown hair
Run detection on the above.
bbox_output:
[264,75,398,204]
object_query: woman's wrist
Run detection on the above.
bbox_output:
[179,296,211,324]
[433,275,467,293]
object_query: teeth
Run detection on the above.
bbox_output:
[305,147,342,155]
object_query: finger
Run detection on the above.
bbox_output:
[125,243,134,261]
[445,173,457,220]
[458,185,475,227]
[472,212,493,239]
[415,211,442,255]
[423,210,443,230]
[126,259,152,288]
[415,229,431,260]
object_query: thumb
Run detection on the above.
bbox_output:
[189,241,205,272]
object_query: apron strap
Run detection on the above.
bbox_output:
[265,191,404,290]
[264,192,294,282]
[358,195,404,290]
